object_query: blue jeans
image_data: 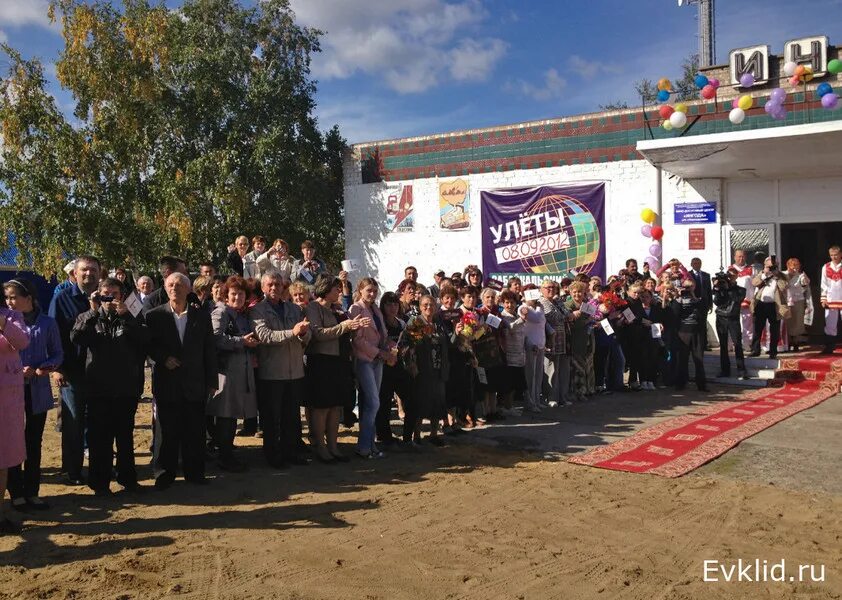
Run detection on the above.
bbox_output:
[60,382,87,479]
[354,359,383,453]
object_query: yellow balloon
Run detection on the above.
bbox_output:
[738,94,753,110]
[657,77,672,91]
[802,66,814,82]
[662,120,673,131]
[641,208,656,224]
[674,102,688,114]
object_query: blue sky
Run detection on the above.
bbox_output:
[3,0,842,144]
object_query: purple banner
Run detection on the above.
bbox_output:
[480,183,606,281]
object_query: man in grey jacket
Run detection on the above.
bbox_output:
[249,272,312,468]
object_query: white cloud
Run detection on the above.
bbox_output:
[449,39,508,81]
[0,0,53,29]
[0,29,7,43]
[316,94,476,143]
[568,55,622,80]
[289,0,506,94]
[508,68,567,102]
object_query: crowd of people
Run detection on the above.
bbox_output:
[1,235,840,535]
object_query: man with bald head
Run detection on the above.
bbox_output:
[145,272,218,489]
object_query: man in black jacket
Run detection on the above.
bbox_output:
[713,269,748,380]
[670,278,708,392]
[71,278,148,495]
[146,273,218,489]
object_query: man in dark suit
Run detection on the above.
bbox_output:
[690,257,713,350]
[146,273,218,489]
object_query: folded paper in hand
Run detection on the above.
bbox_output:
[124,292,143,318]
[600,319,614,335]
[341,258,361,272]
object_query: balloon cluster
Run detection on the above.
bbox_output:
[697,72,721,100]
[639,208,662,270]
[763,87,788,120]
[656,78,688,130]
[782,61,813,87]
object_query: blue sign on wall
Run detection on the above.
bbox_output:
[674,202,717,225]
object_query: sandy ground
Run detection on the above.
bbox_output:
[1,398,841,600]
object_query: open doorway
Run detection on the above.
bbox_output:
[781,221,842,339]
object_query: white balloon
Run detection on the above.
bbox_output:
[729,107,746,124]
[669,111,687,128]
[783,61,798,77]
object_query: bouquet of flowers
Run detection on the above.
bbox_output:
[461,309,503,368]
[401,316,435,377]
[405,316,435,343]
[458,311,488,341]
[598,290,627,312]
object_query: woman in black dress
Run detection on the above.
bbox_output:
[305,275,368,463]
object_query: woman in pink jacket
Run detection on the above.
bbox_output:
[348,277,392,459]
[0,306,31,535]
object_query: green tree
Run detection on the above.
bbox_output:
[0,0,347,276]
[673,54,700,101]
[634,78,659,105]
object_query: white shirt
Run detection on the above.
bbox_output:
[759,280,777,303]
[172,307,189,342]
[522,305,546,348]
[785,271,808,303]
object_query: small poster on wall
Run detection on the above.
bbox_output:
[386,184,414,232]
[439,178,471,230]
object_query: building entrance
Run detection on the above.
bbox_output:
[781,221,842,339]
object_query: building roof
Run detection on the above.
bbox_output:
[351,50,842,182]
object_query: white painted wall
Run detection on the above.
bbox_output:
[344,156,728,291]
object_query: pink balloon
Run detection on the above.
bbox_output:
[641,224,652,237]
[709,77,720,88]
[731,98,740,109]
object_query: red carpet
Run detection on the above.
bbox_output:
[568,353,842,477]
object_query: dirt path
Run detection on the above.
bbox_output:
[1,402,840,600]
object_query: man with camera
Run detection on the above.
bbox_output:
[713,269,748,380]
[749,256,788,358]
[70,278,148,495]
[669,278,708,392]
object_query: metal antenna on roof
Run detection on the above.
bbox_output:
[678,0,716,68]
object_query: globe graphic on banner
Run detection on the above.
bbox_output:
[519,194,600,275]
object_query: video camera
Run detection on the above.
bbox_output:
[712,271,730,289]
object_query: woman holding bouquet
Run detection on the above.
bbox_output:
[405,295,450,445]
[439,286,475,429]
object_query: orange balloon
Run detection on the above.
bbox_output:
[795,64,806,76]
